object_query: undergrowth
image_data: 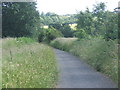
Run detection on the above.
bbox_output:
[2,37,58,88]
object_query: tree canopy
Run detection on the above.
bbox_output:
[2,2,40,37]
[76,2,118,40]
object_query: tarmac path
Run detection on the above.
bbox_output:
[53,48,118,88]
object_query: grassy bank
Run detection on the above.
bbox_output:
[2,37,58,88]
[51,37,118,84]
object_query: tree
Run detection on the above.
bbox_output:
[74,29,87,39]
[76,2,118,40]
[2,2,40,37]
[59,24,74,37]
[77,8,94,35]
[92,2,106,35]
[104,11,118,40]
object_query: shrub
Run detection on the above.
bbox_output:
[38,28,63,43]
[73,29,87,39]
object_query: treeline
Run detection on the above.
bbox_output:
[2,2,119,43]
[75,2,118,41]
[40,12,77,25]
[39,2,119,43]
[2,2,76,42]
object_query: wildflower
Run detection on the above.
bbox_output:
[16,64,20,67]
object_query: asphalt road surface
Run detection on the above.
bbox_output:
[53,48,118,88]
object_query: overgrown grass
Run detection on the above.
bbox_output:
[51,37,118,84]
[0,39,2,89]
[50,37,77,51]
[2,37,58,88]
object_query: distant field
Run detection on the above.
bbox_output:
[51,37,118,84]
[2,37,58,88]
[69,23,77,30]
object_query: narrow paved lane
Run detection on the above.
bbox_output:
[53,48,118,88]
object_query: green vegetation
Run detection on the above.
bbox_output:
[2,37,58,88]
[0,39,1,89]
[38,28,63,43]
[59,25,74,37]
[75,2,118,41]
[51,37,118,83]
[2,2,40,38]
[40,12,77,25]
[51,37,77,51]
[50,3,119,85]
[2,1,119,88]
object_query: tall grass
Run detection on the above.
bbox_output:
[0,39,2,89]
[2,37,58,88]
[51,37,118,84]
[50,37,77,51]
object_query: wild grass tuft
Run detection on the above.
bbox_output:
[2,37,58,88]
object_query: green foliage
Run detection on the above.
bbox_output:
[50,38,77,51]
[49,24,62,30]
[40,12,77,25]
[2,2,40,37]
[70,37,118,83]
[2,37,35,49]
[38,28,63,43]
[51,37,118,83]
[119,12,120,43]
[76,2,118,40]
[74,29,87,39]
[2,38,58,88]
[59,25,74,37]
[77,8,94,35]
[103,12,118,40]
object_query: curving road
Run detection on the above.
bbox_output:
[53,48,118,88]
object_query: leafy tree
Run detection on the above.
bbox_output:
[76,2,118,40]
[40,13,77,25]
[77,8,94,35]
[92,2,106,35]
[59,24,74,37]
[74,29,87,39]
[103,12,118,40]
[2,2,40,37]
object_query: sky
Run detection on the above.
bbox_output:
[36,0,120,15]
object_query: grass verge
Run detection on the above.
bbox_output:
[51,37,118,84]
[2,37,58,88]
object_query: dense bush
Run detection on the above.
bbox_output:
[38,28,63,43]
[59,25,74,37]
[73,29,87,39]
[51,37,118,83]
